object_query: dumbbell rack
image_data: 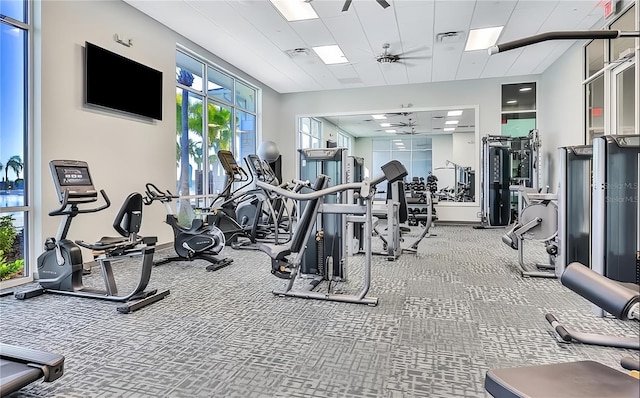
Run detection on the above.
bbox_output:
[405,176,436,227]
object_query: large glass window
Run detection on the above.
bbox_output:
[1,2,30,283]
[585,39,605,77]
[584,3,636,143]
[336,130,352,151]
[176,48,259,205]
[609,6,636,61]
[372,138,432,179]
[586,75,605,137]
[299,117,321,149]
[501,83,537,137]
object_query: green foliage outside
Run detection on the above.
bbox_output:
[0,255,24,281]
[175,69,233,225]
[0,215,24,280]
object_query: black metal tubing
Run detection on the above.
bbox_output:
[488,30,633,55]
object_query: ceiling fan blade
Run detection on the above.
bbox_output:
[342,0,353,12]
[376,0,391,9]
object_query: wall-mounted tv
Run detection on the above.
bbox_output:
[85,42,163,120]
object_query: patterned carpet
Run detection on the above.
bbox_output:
[1,225,638,397]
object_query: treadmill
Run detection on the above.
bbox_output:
[0,343,64,397]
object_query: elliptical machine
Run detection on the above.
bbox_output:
[143,183,232,272]
[207,150,267,249]
[15,160,170,313]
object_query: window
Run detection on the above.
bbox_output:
[0,1,30,284]
[584,3,637,143]
[336,130,352,151]
[176,48,259,204]
[299,117,322,149]
[501,83,537,137]
[371,138,432,180]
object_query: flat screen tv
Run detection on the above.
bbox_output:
[85,42,163,120]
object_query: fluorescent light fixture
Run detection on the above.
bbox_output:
[380,123,392,127]
[465,26,504,51]
[444,127,456,132]
[519,87,533,92]
[393,139,403,142]
[447,110,463,117]
[506,100,518,104]
[372,114,387,120]
[445,120,459,125]
[312,45,349,64]
[385,129,397,133]
[269,0,319,21]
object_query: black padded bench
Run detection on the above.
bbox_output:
[485,360,639,398]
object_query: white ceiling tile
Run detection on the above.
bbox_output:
[290,19,337,47]
[470,0,517,29]
[456,50,490,80]
[481,48,524,78]
[124,0,604,93]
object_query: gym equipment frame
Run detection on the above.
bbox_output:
[256,160,408,306]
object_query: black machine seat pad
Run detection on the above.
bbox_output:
[259,242,292,260]
[485,361,639,398]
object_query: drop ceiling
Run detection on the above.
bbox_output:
[126,0,605,94]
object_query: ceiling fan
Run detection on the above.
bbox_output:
[376,43,431,65]
[379,117,417,129]
[398,127,428,136]
[342,0,390,12]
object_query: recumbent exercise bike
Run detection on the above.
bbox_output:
[15,160,170,313]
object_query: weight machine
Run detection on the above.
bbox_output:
[479,130,541,227]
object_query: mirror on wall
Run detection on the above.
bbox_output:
[301,106,479,206]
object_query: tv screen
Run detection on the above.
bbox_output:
[85,42,163,120]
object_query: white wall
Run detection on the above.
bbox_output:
[452,132,476,167]
[538,41,585,191]
[35,0,282,264]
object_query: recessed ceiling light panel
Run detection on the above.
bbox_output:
[447,110,463,116]
[465,26,504,51]
[270,0,319,21]
[312,45,349,64]
[445,120,459,125]
[372,114,387,120]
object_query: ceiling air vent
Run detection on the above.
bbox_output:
[436,31,464,44]
[286,48,311,58]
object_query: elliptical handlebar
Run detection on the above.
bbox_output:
[48,189,110,216]
[143,183,179,205]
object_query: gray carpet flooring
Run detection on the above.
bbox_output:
[1,224,638,397]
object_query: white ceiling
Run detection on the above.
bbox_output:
[126,0,605,94]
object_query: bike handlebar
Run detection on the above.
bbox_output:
[143,183,179,205]
[48,189,111,216]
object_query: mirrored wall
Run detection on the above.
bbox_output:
[300,106,479,207]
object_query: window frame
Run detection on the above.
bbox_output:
[0,1,34,288]
[175,46,260,203]
[582,2,637,143]
[298,116,322,150]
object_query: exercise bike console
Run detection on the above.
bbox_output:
[49,160,99,203]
